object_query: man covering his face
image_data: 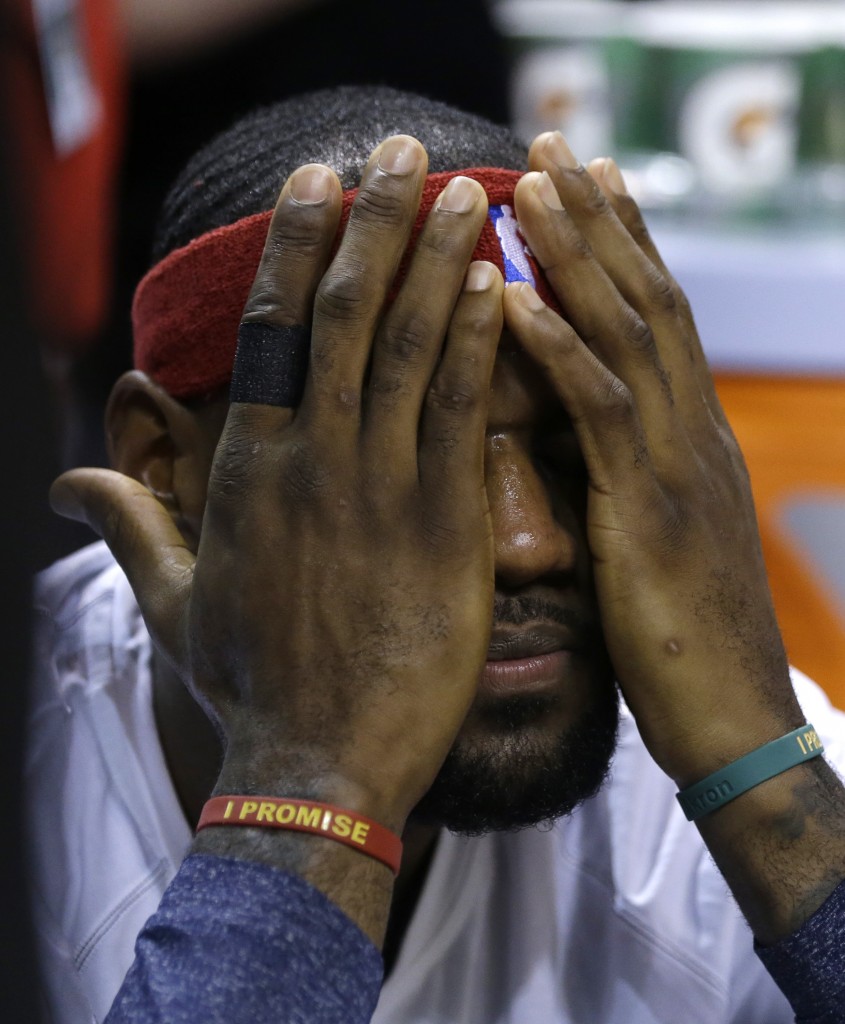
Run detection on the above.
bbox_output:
[30,86,845,1024]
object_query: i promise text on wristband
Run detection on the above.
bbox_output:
[197,796,403,875]
[676,724,824,821]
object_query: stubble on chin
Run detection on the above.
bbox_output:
[411,685,620,836]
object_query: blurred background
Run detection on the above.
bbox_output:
[3,0,845,1010]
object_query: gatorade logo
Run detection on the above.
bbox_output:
[488,204,536,287]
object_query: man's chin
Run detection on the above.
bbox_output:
[410,689,620,836]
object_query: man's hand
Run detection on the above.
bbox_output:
[505,135,798,783]
[51,137,503,943]
[503,131,845,942]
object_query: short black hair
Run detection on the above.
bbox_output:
[153,85,528,262]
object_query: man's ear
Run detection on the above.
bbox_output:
[105,371,220,548]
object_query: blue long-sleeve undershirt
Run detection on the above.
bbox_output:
[756,878,845,1023]
[105,854,384,1024]
[106,852,845,1023]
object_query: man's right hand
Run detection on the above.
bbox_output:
[50,137,503,942]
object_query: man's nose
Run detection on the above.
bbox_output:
[486,439,578,589]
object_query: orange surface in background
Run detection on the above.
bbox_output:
[716,375,845,710]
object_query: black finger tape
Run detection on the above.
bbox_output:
[230,322,311,407]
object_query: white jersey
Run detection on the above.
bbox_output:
[29,543,844,1023]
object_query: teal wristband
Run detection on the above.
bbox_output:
[676,724,824,821]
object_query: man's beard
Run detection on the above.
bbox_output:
[411,678,620,835]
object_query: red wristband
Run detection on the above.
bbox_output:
[197,796,403,875]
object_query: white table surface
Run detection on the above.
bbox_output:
[650,221,845,374]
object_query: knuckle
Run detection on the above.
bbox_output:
[380,314,433,363]
[451,298,500,338]
[617,197,652,247]
[578,323,602,349]
[537,329,578,368]
[631,220,653,250]
[617,308,656,354]
[351,181,407,226]
[711,421,747,473]
[315,269,367,321]
[267,216,326,259]
[643,268,677,314]
[594,376,634,424]
[330,384,362,415]
[676,288,694,324]
[568,232,594,263]
[426,377,479,415]
[365,377,404,409]
[243,289,301,326]
[430,426,460,455]
[581,180,611,217]
[417,220,468,262]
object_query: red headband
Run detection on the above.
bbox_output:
[133,168,559,399]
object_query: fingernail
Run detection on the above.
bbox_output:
[513,281,546,312]
[535,171,563,211]
[464,261,496,292]
[544,131,579,170]
[290,164,332,204]
[49,478,83,521]
[436,175,479,213]
[377,135,420,175]
[602,158,629,196]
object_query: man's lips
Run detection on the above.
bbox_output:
[480,626,585,698]
[486,626,580,661]
[480,651,572,698]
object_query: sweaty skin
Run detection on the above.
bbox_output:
[51,133,845,953]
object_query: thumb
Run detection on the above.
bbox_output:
[50,468,195,668]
